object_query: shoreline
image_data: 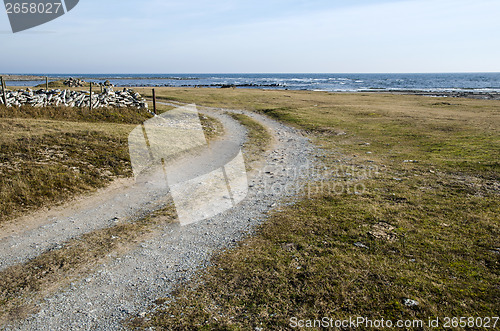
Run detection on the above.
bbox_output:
[355,89,500,100]
[2,74,500,100]
[3,86,500,101]
[0,74,47,81]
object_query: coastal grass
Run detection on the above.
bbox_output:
[0,104,153,123]
[142,88,499,330]
[0,103,153,321]
[31,80,91,89]
[200,113,225,142]
[145,101,224,142]
[137,88,499,177]
[0,101,226,323]
[227,113,272,170]
[0,106,151,225]
[0,103,223,225]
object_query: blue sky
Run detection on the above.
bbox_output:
[0,0,499,73]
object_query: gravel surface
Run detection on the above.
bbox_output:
[4,107,317,330]
[0,105,244,272]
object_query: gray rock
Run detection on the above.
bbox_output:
[2,87,148,109]
[354,242,369,249]
[403,298,419,307]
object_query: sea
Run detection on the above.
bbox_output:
[5,73,500,93]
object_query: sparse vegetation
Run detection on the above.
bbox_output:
[0,205,176,324]
[200,113,225,142]
[0,103,224,225]
[227,113,272,170]
[0,100,227,323]
[0,105,153,224]
[0,99,229,324]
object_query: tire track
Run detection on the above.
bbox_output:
[4,108,316,330]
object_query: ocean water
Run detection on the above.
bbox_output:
[6,73,500,92]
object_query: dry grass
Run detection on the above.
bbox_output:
[0,103,224,225]
[0,106,152,224]
[0,100,226,324]
[140,88,499,330]
[227,113,272,170]
[200,113,225,142]
[0,104,153,123]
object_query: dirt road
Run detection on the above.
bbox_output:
[3,106,316,330]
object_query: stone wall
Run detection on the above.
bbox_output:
[0,88,148,109]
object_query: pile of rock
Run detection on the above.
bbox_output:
[63,77,86,87]
[0,88,148,109]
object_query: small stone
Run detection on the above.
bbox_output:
[403,298,419,307]
[354,242,369,249]
[281,243,297,251]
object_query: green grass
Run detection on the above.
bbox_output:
[140,88,499,330]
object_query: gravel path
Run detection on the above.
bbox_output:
[0,105,244,272]
[4,107,316,330]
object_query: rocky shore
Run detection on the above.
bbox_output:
[0,74,46,81]
[119,83,286,88]
[359,89,500,100]
[0,88,148,109]
[63,77,86,87]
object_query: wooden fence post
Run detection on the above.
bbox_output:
[89,82,93,111]
[152,88,157,114]
[0,76,7,106]
[45,76,48,90]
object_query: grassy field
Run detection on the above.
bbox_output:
[0,103,223,225]
[0,100,225,323]
[0,105,153,225]
[0,104,152,321]
[227,113,272,170]
[139,88,499,330]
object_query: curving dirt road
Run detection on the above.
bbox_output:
[3,107,316,330]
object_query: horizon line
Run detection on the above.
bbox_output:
[2,72,500,76]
